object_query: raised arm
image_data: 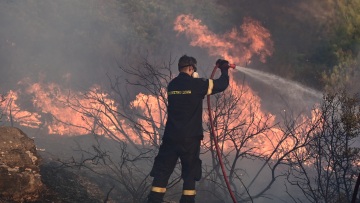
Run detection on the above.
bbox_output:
[209,59,230,95]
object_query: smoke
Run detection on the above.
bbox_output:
[0,0,342,90]
[0,0,326,138]
[0,1,337,202]
[0,0,135,90]
[0,0,225,132]
[0,0,226,92]
[0,0,331,91]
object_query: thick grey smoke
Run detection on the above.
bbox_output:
[0,1,340,202]
[0,2,145,90]
[0,0,223,93]
[1,1,112,89]
[0,0,335,91]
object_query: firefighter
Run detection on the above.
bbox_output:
[147,55,230,203]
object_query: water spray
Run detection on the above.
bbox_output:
[234,66,322,99]
[207,63,320,203]
[207,63,238,203]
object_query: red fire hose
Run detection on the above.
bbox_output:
[207,64,238,203]
[351,173,360,203]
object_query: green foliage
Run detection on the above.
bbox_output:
[322,54,360,93]
[339,92,360,140]
[286,0,360,90]
[321,0,360,92]
[333,0,360,55]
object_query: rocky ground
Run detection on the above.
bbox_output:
[0,127,182,203]
[0,127,118,203]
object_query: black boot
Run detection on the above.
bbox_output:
[147,191,165,203]
[179,195,195,203]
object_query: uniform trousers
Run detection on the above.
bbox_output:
[148,138,202,203]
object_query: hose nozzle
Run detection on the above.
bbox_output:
[229,64,236,69]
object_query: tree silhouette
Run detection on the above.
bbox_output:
[286,91,360,203]
[54,57,359,202]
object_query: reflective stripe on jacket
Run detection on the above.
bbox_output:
[163,70,229,142]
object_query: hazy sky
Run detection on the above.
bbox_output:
[0,1,219,91]
[0,0,326,120]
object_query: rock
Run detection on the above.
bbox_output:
[0,126,44,202]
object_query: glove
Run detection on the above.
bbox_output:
[216,59,230,71]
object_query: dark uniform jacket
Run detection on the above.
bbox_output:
[163,70,229,142]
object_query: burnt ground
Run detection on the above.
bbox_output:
[38,162,104,203]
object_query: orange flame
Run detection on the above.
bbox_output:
[1,80,167,145]
[23,82,143,142]
[0,90,42,128]
[174,14,274,65]
[174,14,322,158]
[130,89,167,144]
[1,77,321,158]
[0,14,319,160]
